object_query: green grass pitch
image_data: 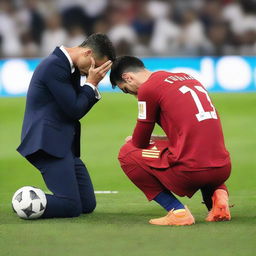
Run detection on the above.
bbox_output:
[0,93,255,256]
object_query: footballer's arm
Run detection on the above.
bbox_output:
[132,121,155,148]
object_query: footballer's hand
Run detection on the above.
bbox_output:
[125,136,132,142]
[86,57,112,86]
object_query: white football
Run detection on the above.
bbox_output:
[12,186,47,219]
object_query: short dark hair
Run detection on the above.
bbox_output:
[79,33,116,61]
[110,56,145,88]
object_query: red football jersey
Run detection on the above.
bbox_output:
[133,71,230,171]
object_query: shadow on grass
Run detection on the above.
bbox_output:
[4,211,153,225]
[4,210,227,228]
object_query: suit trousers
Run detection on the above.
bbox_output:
[26,150,96,218]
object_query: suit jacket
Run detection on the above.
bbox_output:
[17,47,98,158]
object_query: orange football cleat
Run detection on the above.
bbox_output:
[206,189,231,222]
[149,206,195,226]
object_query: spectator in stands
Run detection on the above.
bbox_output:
[107,5,137,56]
[41,11,67,56]
[0,0,256,57]
[15,0,45,57]
[206,21,234,56]
[148,0,181,56]
[179,8,208,55]
[65,25,87,47]
[132,3,154,56]
[0,0,22,57]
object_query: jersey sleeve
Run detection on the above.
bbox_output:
[137,85,159,123]
[132,85,159,148]
[132,121,155,148]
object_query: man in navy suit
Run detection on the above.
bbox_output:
[17,33,116,218]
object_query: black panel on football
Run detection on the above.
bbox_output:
[15,192,23,202]
[40,203,45,211]
[30,190,40,200]
[22,203,35,217]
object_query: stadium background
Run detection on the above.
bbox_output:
[0,1,255,256]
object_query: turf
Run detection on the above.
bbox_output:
[0,93,255,256]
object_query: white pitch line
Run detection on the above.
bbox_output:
[94,191,119,194]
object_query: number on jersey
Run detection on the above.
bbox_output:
[179,85,217,122]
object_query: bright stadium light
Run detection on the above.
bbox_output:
[216,56,251,90]
[1,59,33,95]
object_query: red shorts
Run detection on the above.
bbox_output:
[118,140,231,200]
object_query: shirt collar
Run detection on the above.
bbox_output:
[59,45,75,73]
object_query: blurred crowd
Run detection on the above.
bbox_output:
[1,0,256,58]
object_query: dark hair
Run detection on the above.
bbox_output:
[79,33,116,61]
[110,56,145,88]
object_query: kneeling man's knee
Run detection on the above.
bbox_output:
[65,199,82,217]
[82,199,96,214]
[118,142,138,166]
